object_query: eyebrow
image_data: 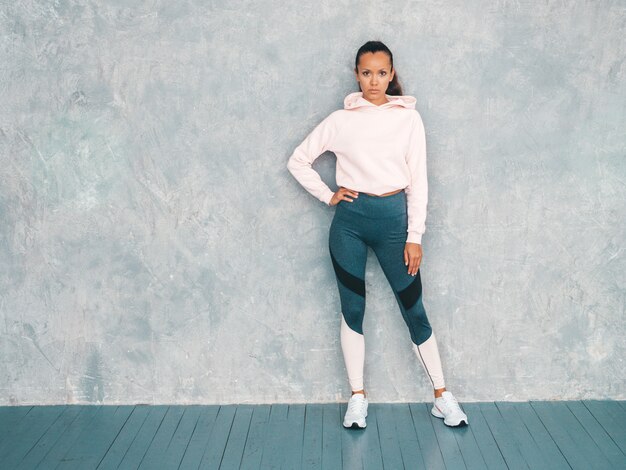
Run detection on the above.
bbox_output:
[361,68,388,72]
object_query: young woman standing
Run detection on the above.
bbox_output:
[287,41,468,429]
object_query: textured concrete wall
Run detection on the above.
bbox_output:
[0,1,624,405]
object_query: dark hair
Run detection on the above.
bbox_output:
[354,40,403,96]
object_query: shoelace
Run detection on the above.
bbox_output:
[348,396,366,414]
[440,394,461,413]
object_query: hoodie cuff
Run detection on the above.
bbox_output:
[322,189,335,206]
[406,231,422,244]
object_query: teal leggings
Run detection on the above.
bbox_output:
[328,190,432,346]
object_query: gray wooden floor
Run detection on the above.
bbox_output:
[0,400,625,469]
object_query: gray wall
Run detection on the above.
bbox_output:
[1,0,624,405]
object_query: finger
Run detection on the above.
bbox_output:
[404,249,409,266]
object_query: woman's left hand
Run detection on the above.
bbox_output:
[404,243,422,276]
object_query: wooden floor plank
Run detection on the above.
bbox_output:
[0,406,33,438]
[461,403,508,470]
[96,405,152,470]
[530,401,596,470]
[137,405,186,469]
[550,401,614,469]
[56,405,134,470]
[219,405,254,469]
[359,404,383,470]
[16,406,84,470]
[583,400,626,455]
[239,405,270,470]
[0,405,66,466]
[392,403,427,470]
[429,402,467,469]
[449,412,486,470]
[409,403,446,470]
[284,404,306,469]
[321,403,342,469]
[512,402,570,470]
[34,405,102,469]
[301,404,323,470]
[177,405,220,469]
[116,405,169,469]
[258,403,290,469]
[376,403,405,469]
[197,404,237,469]
[158,405,203,469]
[495,402,552,470]
[480,402,529,470]
[340,401,365,470]
[566,401,626,469]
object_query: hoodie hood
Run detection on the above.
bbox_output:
[343,91,416,110]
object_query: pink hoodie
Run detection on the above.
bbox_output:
[287,91,428,244]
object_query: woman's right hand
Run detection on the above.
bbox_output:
[330,187,359,206]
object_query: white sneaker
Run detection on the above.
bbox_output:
[431,391,468,426]
[343,393,368,428]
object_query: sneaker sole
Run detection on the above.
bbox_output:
[343,421,367,429]
[431,407,468,427]
[343,412,368,429]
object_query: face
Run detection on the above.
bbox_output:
[354,51,395,104]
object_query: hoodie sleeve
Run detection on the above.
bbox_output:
[287,112,340,206]
[404,112,428,244]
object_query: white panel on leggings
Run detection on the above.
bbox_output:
[412,331,446,390]
[340,314,365,392]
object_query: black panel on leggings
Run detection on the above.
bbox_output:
[329,247,366,297]
[397,271,422,310]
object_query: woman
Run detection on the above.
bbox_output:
[287,40,468,429]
